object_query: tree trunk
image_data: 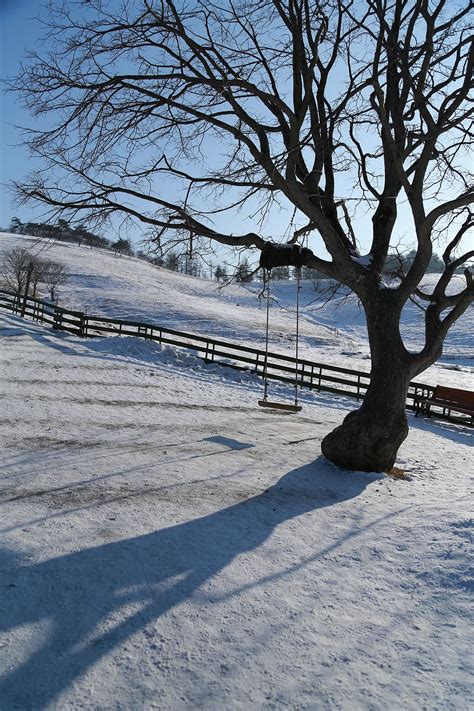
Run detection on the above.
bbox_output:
[321,293,411,472]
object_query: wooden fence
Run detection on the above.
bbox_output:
[0,288,460,421]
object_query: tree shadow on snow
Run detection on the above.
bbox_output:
[0,460,377,708]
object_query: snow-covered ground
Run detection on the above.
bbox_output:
[0,233,473,709]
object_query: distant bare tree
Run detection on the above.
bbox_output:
[214,264,228,282]
[236,258,253,283]
[9,217,23,234]
[42,261,70,302]
[11,0,473,472]
[1,248,36,295]
[112,238,133,256]
[272,266,290,281]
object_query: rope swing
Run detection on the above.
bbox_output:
[258,243,307,413]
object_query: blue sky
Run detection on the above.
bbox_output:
[0,1,46,228]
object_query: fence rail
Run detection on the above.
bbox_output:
[1,288,468,425]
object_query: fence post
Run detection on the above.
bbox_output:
[34,300,43,322]
[79,312,87,338]
[53,308,63,331]
[20,262,34,318]
[299,362,305,387]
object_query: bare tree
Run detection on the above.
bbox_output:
[42,260,70,302]
[236,258,253,282]
[112,238,133,256]
[214,264,228,282]
[32,259,48,298]
[1,247,48,298]
[1,248,36,295]
[11,0,473,472]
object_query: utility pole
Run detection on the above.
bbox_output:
[20,261,34,318]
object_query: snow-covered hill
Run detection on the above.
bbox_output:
[1,232,472,388]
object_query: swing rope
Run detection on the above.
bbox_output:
[259,268,302,413]
[294,267,301,408]
[262,269,271,402]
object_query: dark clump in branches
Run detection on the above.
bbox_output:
[259,243,313,270]
[9,0,473,472]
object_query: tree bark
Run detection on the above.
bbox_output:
[321,292,411,472]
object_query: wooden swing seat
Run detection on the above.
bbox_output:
[258,399,302,413]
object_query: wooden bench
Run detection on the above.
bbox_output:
[414,385,474,425]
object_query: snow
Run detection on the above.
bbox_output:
[0,233,473,709]
[351,252,373,267]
